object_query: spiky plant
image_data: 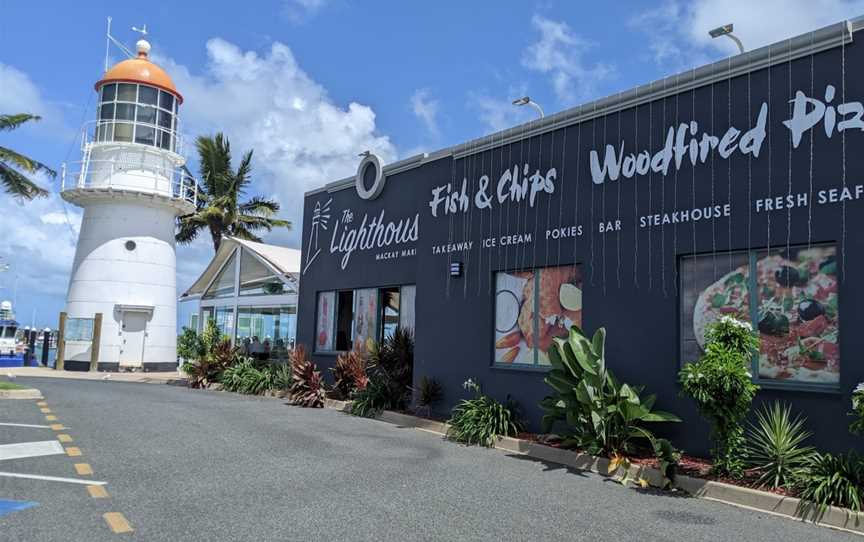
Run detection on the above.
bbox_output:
[414,376,443,414]
[744,402,815,489]
[796,452,864,520]
[0,114,54,200]
[288,345,325,408]
[446,379,522,447]
[367,327,414,409]
[349,376,394,418]
[331,350,369,399]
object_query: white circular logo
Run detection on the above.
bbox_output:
[355,153,385,200]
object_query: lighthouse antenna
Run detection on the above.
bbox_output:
[103,16,135,73]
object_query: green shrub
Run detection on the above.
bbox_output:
[446,379,522,447]
[540,326,681,456]
[350,376,394,418]
[288,345,325,408]
[220,357,290,395]
[182,320,236,389]
[744,402,815,489]
[851,383,864,436]
[679,316,759,477]
[177,327,204,361]
[796,451,864,519]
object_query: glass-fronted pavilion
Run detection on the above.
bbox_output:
[181,237,300,363]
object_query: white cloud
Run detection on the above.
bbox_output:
[0,62,69,136]
[410,88,440,139]
[282,0,329,22]
[631,0,864,72]
[521,15,614,105]
[158,38,396,258]
[470,91,538,134]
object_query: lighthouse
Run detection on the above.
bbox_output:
[61,36,196,371]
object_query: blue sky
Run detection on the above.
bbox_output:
[2,0,863,329]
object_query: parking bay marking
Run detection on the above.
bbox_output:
[0,422,52,429]
[0,440,65,461]
[0,471,106,486]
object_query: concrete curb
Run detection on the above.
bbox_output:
[0,388,43,399]
[323,400,864,535]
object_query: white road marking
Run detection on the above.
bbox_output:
[0,440,65,461]
[0,472,106,486]
[0,423,52,429]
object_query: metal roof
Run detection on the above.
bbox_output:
[180,237,301,298]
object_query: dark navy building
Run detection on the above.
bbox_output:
[298,18,864,455]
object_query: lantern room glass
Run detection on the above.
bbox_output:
[96,82,179,152]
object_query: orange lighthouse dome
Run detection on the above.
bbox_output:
[95,39,182,103]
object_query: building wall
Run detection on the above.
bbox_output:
[298,35,864,456]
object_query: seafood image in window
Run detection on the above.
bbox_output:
[494,265,583,366]
[755,246,839,385]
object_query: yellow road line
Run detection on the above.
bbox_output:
[65,447,82,457]
[40,407,51,414]
[45,415,57,421]
[49,424,65,431]
[57,434,73,443]
[74,463,93,476]
[87,485,109,498]
[103,512,133,534]
[36,401,47,407]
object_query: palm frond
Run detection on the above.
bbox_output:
[239,196,279,215]
[0,146,57,177]
[0,162,49,199]
[0,114,40,132]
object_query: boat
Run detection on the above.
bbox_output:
[0,300,26,367]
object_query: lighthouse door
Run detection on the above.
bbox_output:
[119,312,147,367]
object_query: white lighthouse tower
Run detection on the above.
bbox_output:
[61,35,196,371]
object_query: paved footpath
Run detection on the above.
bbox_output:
[0,377,858,541]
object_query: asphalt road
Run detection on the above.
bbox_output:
[0,377,858,542]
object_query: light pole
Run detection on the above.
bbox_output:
[512,96,544,119]
[709,24,745,54]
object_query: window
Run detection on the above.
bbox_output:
[2,326,16,339]
[493,265,583,367]
[236,306,296,362]
[680,244,839,389]
[381,287,400,340]
[188,313,199,332]
[353,288,378,352]
[96,83,178,152]
[315,285,415,353]
[399,285,416,332]
[203,251,237,300]
[214,307,234,338]
[315,291,336,351]
[238,249,291,296]
[335,291,355,351]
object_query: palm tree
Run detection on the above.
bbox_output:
[176,133,291,252]
[0,114,55,199]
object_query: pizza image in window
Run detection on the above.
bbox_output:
[693,246,839,385]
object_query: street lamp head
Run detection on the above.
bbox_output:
[709,24,734,38]
[512,96,531,106]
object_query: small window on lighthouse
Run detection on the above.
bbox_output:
[125,240,137,251]
[101,83,116,102]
